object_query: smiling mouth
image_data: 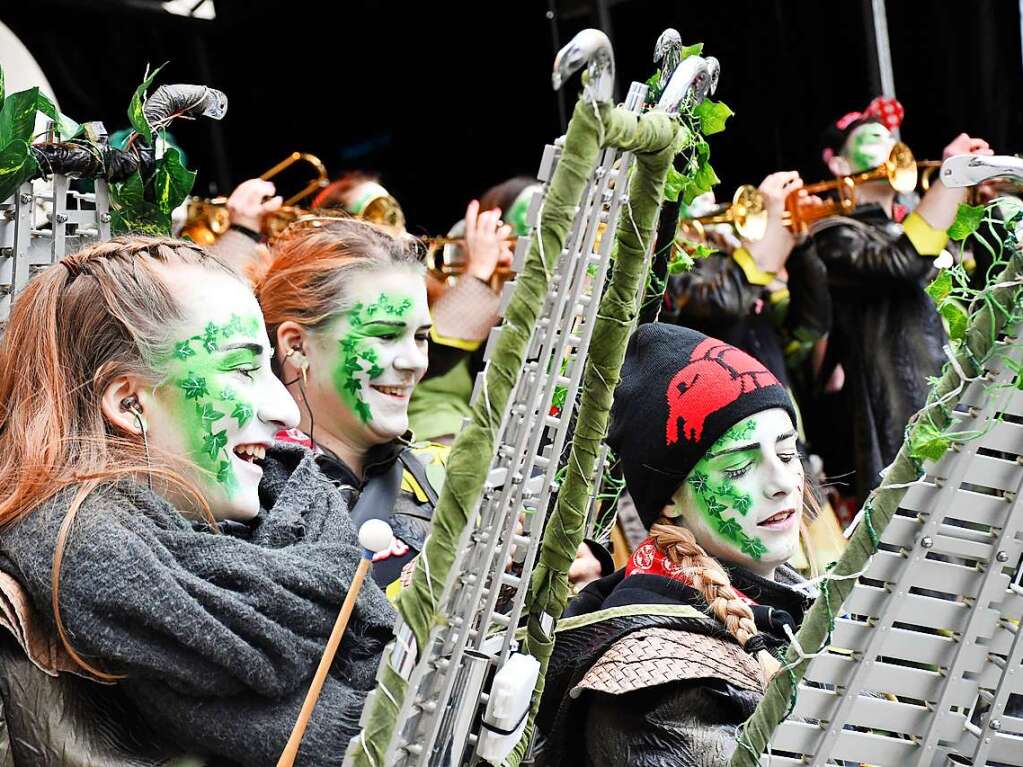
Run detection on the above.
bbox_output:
[370,384,411,399]
[758,509,796,528]
[233,443,267,465]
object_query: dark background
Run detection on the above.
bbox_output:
[2,0,1020,234]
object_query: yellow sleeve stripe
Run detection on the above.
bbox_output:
[429,325,482,352]
[903,211,949,256]
[731,247,775,286]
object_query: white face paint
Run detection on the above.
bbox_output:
[304,268,430,451]
[145,267,300,521]
[669,408,804,577]
[842,122,896,174]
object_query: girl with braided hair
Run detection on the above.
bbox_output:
[535,323,819,767]
[0,236,395,766]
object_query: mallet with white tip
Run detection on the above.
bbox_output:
[277,519,394,767]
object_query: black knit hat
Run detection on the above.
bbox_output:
[607,324,797,528]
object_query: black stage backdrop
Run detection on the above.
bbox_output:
[2,0,1020,235]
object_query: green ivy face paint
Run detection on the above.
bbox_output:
[303,269,431,451]
[842,122,895,174]
[674,408,804,577]
[146,269,299,522]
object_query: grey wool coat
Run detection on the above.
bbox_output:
[0,443,396,767]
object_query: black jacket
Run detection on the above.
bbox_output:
[662,248,830,389]
[534,564,811,767]
[807,205,946,502]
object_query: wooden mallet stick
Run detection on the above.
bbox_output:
[277,519,394,767]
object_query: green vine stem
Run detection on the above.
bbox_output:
[729,210,1023,767]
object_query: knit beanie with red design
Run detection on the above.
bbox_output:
[607,324,797,528]
[820,96,905,164]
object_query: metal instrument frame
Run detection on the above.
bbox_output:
[1,177,111,324]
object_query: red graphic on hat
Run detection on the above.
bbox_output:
[665,338,779,445]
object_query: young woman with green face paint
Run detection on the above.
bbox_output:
[536,325,819,767]
[0,237,396,766]
[255,219,447,593]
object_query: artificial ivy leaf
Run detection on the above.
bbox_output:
[231,402,253,428]
[203,429,228,460]
[667,250,695,274]
[909,421,951,462]
[127,64,163,145]
[152,144,196,216]
[679,42,704,60]
[939,300,969,341]
[691,242,717,260]
[29,90,79,140]
[926,269,953,303]
[110,170,167,235]
[0,66,5,109]
[947,203,985,241]
[0,87,43,147]
[663,165,685,203]
[0,139,37,204]
[196,402,225,425]
[179,374,208,400]
[694,99,733,136]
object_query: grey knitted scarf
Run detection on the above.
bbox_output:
[0,443,396,766]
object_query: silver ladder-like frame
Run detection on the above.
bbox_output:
[765,329,1023,766]
[0,177,112,322]
[379,81,649,767]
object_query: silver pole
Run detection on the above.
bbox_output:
[871,0,898,133]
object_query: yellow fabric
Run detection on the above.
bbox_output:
[429,325,482,352]
[903,211,949,256]
[731,247,775,286]
[400,442,451,503]
[385,579,403,602]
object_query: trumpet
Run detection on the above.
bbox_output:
[180,152,329,245]
[421,236,518,283]
[784,141,918,232]
[678,184,768,241]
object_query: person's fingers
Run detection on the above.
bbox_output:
[464,200,480,242]
[496,223,513,241]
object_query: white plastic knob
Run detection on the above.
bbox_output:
[358,519,394,554]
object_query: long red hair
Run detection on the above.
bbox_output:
[0,236,237,678]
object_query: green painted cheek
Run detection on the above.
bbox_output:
[331,292,414,425]
[848,131,883,173]
[686,421,768,560]
[165,314,261,492]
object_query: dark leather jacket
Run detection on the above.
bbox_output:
[0,633,210,766]
[662,248,830,389]
[807,205,946,502]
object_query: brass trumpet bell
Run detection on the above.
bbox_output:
[679,184,769,242]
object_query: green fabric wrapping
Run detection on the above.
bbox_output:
[346,97,609,767]
[728,248,1023,767]
[507,108,688,766]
